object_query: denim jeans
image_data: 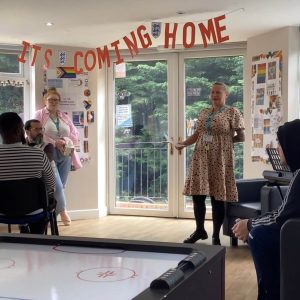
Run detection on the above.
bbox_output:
[248,223,280,300]
[53,166,66,214]
[53,149,71,214]
[53,148,72,187]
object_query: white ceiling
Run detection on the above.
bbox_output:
[1,0,300,49]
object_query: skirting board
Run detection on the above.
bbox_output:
[57,208,108,221]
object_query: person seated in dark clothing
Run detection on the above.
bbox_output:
[0,112,55,234]
[232,119,300,300]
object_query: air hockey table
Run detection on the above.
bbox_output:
[0,234,225,300]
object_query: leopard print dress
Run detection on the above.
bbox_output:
[183,106,245,201]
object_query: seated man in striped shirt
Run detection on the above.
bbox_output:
[0,112,55,233]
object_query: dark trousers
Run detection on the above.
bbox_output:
[248,223,280,300]
[192,195,225,237]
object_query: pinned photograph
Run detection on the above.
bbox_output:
[83,100,91,110]
[253,134,263,148]
[256,88,265,105]
[72,111,84,126]
[257,63,266,84]
[84,141,89,153]
[87,111,94,123]
[268,61,276,80]
[84,126,88,138]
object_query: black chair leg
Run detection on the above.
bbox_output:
[8,224,12,233]
[44,221,49,235]
[49,212,59,235]
[53,213,59,236]
[231,237,238,247]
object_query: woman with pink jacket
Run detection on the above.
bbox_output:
[35,88,82,225]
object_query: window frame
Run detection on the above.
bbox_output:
[0,45,30,120]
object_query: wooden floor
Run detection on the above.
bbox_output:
[1,216,258,300]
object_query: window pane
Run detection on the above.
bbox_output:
[0,86,24,114]
[0,53,20,73]
[114,60,169,210]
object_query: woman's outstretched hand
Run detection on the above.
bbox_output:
[175,143,186,150]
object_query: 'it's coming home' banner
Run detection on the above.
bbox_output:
[18,14,229,74]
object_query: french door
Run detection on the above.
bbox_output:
[108,48,245,218]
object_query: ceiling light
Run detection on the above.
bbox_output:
[46,22,54,27]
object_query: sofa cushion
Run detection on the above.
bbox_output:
[226,202,261,218]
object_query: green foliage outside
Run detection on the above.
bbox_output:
[0,86,23,114]
[0,53,23,114]
[0,53,19,73]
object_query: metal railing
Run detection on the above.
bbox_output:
[115,142,168,204]
[115,141,243,206]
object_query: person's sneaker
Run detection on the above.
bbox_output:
[212,237,221,245]
[183,230,208,243]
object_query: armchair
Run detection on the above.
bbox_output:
[223,179,288,246]
[261,184,288,213]
[223,179,268,246]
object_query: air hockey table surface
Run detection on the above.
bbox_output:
[0,234,225,300]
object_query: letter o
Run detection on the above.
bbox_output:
[183,22,195,48]
[84,50,96,71]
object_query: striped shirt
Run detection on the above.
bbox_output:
[248,169,300,229]
[0,143,55,193]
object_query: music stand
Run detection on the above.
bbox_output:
[266,148,291,200]
[266,148,291,172]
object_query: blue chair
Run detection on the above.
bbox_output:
[0,178,59,235]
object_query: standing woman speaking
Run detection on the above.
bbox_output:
[35,87,82,225]
[176,82,245,245]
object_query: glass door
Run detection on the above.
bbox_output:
[108,48,245,218]
[108,53,178,217]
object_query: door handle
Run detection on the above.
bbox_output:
[162,137,174,155]
[178,137,183,155]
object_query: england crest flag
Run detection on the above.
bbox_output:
[151,22,162,39]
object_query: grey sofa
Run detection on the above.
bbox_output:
[223,179,267,246]
[223,179,287,246]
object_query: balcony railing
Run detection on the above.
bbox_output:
[115,142,168,205]
[115,141,243,209]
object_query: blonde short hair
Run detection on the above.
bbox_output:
[212,82,230,95]
[43,87,61,103]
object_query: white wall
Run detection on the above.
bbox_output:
[244,27,300,178]
[33,45,107,220]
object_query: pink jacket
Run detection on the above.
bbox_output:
[34,107,82,170]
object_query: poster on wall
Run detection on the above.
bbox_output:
[45,67,91,165]
[251,50,283,163]
[116,104,133,128]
